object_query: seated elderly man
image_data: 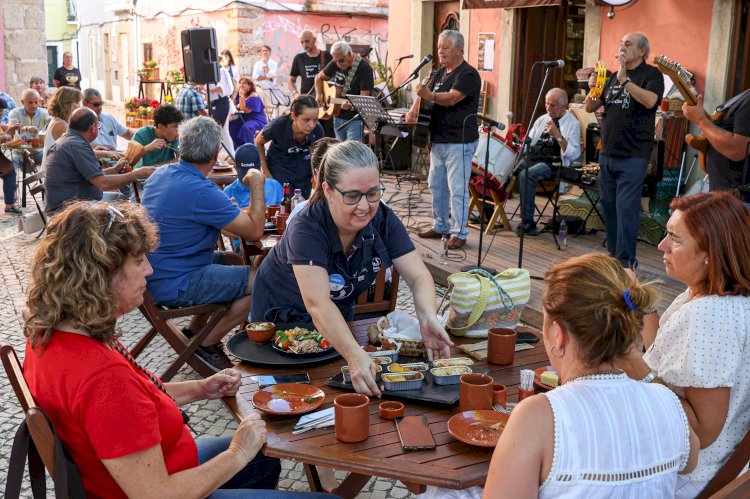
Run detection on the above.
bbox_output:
[141,116,266,371]
[515,87,581,236]
[83,88,134,155]
[9,89,50,165]
[133,104,182,167]
[43,107,155,215]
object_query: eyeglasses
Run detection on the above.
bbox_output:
[103,206,125,236]
[90,102,103,108]
[333,181,385,205]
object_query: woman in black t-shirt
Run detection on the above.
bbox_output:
[254,95,324,198]
[252,141,453,397]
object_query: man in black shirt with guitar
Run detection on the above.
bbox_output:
[407,29,481,249]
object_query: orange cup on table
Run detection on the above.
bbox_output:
[266,205,280,221]
[492,383,507,407]
[334,393,370,443]
[487,327,517,365]
[459,373,494,412]
[275,213,289,235]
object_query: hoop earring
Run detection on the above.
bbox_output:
[550,344,565,358]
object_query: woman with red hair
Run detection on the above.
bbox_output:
[619,191,750,498]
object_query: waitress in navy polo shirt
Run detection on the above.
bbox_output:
[255,95,324,198]
[252,141,453,396]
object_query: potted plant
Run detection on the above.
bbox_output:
[143,60,160,80]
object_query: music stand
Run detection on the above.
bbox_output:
[347,94,407,185]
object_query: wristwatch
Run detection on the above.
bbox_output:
[620,77,631,86]
[556,137,564,143]
[640,371,658,383]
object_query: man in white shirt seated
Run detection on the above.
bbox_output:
[515,87,581,236]
[84,88,134,155]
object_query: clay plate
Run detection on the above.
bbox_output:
[448,410,509,448]
[252,383,326,415]
[534,366,558,392]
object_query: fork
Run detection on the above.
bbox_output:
[493,404,511,414]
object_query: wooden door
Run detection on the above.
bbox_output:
[728,0,750,97]
[433,1,461,70]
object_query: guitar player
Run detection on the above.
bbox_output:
[406,29,481,250]
[314,40,374,142]
[683,89,750,192]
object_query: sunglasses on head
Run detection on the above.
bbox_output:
[103,206,125,236]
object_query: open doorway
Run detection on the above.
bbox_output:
[728,0,750,97]
[511,0,586,126]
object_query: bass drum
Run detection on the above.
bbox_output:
[472,131,518,186]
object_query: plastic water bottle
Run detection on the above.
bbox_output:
[291,189,303,209]
[558,219,568,250]
[440,234,449,265]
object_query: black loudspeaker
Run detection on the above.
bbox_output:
[181,28,219,84]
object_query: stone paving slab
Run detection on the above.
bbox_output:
[0,199,437,497]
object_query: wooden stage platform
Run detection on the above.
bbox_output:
[381,173,683,330]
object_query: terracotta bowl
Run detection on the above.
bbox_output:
[379,401,404,420]
[245,322,276,344]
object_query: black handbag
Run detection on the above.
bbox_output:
[4,408,86,499]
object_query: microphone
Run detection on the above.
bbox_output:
[539,59,565,68]
[409,55,433,78]
[396,54,414,61]
[476,114,506,130]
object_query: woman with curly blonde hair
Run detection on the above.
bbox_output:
[23,201,320,499]
[43,86,83,162]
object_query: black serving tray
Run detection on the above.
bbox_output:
[225,330,340,367]
[325,364,480,406]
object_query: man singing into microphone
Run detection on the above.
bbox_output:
[585,32,663,269]
[516,88,581,236]
[407,29,481,249]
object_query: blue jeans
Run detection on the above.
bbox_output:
[197,436,327,498]
[428,141,478,240]
[517,161,554,224]
[1,165,16,206]
[333,116,363,142]
[598,154,649,268]
[158,252,250,308]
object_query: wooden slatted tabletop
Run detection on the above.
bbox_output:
[224,319,549,497]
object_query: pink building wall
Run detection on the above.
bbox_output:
[0,0,6,91]
[387,1,413,84]
[468,9,506,102]
[598,0,714,93]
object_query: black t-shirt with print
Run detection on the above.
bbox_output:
[291,51,333,95]
[322,59,374,120]
[428,61,481,144]
[600,62,664,159]
[53,66,82,89]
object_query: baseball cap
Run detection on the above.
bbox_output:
[234,143,261,180]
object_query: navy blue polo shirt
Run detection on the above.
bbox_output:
[261,115,324,197]
[251,198,415,323]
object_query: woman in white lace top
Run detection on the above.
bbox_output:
[483,253,699,498]
[619,191,750,498]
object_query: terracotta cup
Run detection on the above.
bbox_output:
[492,383,507,407]
[334,393,370,443]
[266,205,281,221]
[275,213,289,235]
[459,373,494,412]
[487,327,517,365]
[518,387,535,402]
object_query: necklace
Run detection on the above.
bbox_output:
[563,369,625,385]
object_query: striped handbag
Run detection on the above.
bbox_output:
[444,268,531,338]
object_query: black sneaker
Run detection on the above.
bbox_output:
[515,222,539,236]
[194,344,234,372]
[181,327,194,339]
[5,206,21,214]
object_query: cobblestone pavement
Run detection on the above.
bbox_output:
[0,192,451,497]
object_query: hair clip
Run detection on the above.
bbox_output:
[623,289,638,311]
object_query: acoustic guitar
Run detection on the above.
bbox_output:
[318,81,349,120]
[411,69,437,149]
[654,55,723,172]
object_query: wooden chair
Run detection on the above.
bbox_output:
[353,266,399,317]
[697,424,750,498]
[1,344,84,498]
[709,471,750,498]
[467,176,514,235]
[132,291,230,381]
[23,171,47,237]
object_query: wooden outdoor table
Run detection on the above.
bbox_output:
[208,166,238,188]
[224,319,549,497]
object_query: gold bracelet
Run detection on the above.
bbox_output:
[432,91,437,102]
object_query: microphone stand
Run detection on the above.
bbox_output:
[518,64,553,269]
